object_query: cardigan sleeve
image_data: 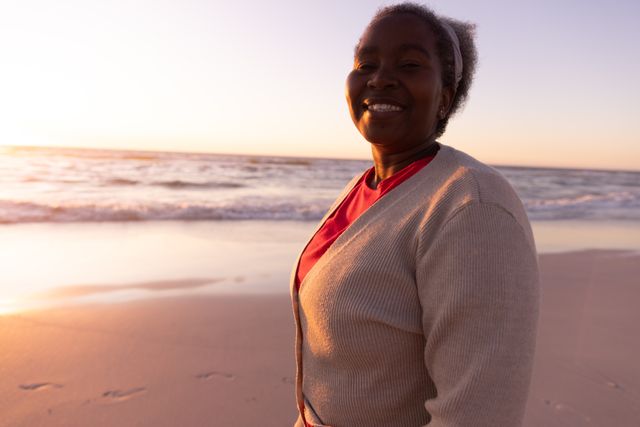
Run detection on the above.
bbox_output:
[416,202,539,427]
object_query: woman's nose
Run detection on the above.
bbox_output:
[367,66,398,90]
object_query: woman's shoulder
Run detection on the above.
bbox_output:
[437,144,511,191]
[429,144,524,208]
[410,144,533,240]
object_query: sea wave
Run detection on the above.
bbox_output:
[149,180,245,189]
[526,191,635,208]
[2,146,639,224]
[18,177,246,189]
[0,199,328,224]
[246,157,312,166]
[524,191,640,220]
[3,188,639,223]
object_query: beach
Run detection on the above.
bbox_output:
[1,222,639,426]
[527,250,640,426]
[0,294,297,426]
[3,0,639,422]
[2,148,639,426]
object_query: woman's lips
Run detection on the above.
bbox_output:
[367,103,403,112]
[363,100,405,117]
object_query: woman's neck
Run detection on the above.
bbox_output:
[369,141,439,188]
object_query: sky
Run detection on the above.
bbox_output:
[1,0,639,170]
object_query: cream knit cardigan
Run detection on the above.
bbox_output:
[290,144,540,427]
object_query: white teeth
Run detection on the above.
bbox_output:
[367,103,402,112]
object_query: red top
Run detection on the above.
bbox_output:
[295,152,437,290]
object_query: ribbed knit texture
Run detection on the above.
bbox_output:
[290,144,540,427]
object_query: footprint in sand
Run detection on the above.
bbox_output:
[606,380,623,390]
[546,400,592,423]
[102,387,147,401]
[196,371,235,381]
[19,383,63,391]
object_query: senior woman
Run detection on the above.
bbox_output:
[290,3,539,427]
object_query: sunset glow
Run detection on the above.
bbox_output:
[1,0,638,169]
[1,3,640,425]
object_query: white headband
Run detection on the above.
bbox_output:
[440,21,463,90]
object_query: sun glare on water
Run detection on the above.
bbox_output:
[0,299,23,316]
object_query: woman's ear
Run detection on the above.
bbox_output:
[438,86,455,119]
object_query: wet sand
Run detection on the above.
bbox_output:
[1,249,639,426]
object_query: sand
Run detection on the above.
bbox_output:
[0,296,297,426]
[526,250,640,426]
[1,250,639,427]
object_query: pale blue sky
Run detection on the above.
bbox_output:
[1,0,638,169]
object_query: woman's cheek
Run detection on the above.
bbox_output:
[345,71,364,122]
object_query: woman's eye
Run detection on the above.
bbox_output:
[401,62,420,69]
[356,62,376,71]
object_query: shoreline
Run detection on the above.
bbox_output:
[1,219,639,313]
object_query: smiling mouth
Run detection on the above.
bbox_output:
[363,101,404,113]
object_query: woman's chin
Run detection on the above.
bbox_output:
[362,133,418,153]
[360,131,401,147]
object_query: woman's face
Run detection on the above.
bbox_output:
[346,13,450,153]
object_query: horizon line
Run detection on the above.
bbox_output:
[2,143,639,174]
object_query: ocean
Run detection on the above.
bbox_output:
[1,145,639,224]
[1,145,639,312]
